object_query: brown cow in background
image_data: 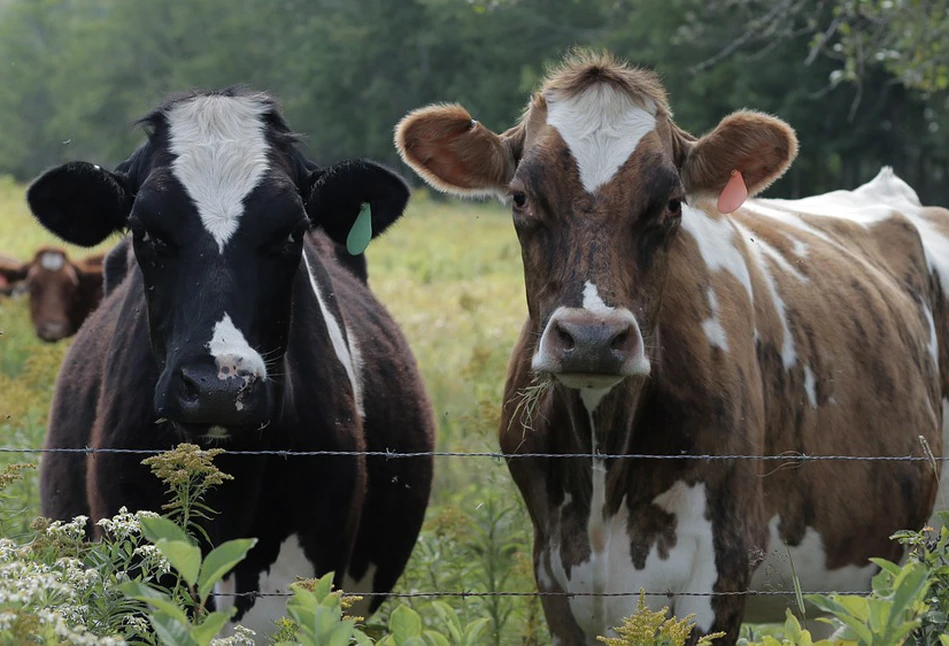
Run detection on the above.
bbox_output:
[0,246,105,342]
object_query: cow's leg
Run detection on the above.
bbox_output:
[531,534,590,645]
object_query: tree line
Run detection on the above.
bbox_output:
[0,0,946,203]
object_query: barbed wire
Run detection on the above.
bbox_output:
[0,445,943,462]
[209,589,870,599]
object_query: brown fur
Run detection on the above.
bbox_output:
[395,49,942,645]
[0,246,105,342]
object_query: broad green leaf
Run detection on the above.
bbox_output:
[140,515,191,545]
[869,557,902,577]
[150,610,198,646]
[423,631,451,646]
[119,580,190,625]
[190,611,234,646]
[939,635,949,645]
[463,617,490,645]
[197,538,257,603]
[888,561,930,623]
[390,605,423,641]
[327,621,355,646]
[156,539,202,587]
[430,601,462,642]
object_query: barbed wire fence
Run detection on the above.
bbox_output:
[4,443,939,601]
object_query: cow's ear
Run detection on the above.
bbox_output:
[304,160,410,253]
[395,103,523,198]
[76,260,105,297]
[0,257,28,293]
[27,162,134,247]
[676,110,797,211]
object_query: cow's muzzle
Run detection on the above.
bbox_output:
[532,308,650,389]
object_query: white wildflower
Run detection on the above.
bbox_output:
[210,625,257,646]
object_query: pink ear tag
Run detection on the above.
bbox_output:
[717,170,748,214]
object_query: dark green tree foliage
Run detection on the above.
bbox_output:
[0,0,946,202]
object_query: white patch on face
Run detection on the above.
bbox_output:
[40,251,65,271]
[207,314,267,413]
[219,534,314,640]
[582,280,613,314]
[547,420,718,638]
[167,95,271,253]
[802,365,817,408]
[680,205,754,303]
[546,85,657,194]
[302,253,364,418]
[342,563,377,620]
[746,515,877,623]
[701,286,729,352]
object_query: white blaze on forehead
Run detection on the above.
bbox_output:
[39,251,65,271]
[302,253,365,418]
[207,313,267,381]
[546,85,657,193]
[167,95,271,253]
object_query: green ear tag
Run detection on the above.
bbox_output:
[346,203,372,255]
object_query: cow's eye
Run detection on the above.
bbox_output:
[668,198,682,216]
[264,226,306,256]
[136,228,171,252]
[511,192,528,211]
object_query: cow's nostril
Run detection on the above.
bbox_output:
[611,329,629,351]
[554,321,576,351]
[179,370,201,402]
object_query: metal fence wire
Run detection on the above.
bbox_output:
[5,443,932,601]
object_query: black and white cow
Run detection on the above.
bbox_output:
[30,88,435,635]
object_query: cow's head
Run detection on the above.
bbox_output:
[27,88,409,439]
[0,247,104,342]
[396,51,796,396]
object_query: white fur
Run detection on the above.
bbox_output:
[924,305,939,371]
[342,563,378,620]
[746,515,877,622]
[733,223,797,369]
[546,86,657,194]
[582,281,613,315]
[790,238,809,258]
[219,534,314,640]
[701,286,729,352]
[302,253,364,418]
[547,479,718,638]
[207,313,267,405]
[802,365,818,409]
[40,251,65,271]
[167,95,270,253]
[680,205,754,303]
[758,167,949,298]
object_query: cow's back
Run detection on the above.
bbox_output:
[666,168,946,615]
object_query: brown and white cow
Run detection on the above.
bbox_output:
[0,247,105,341]
[395,50,949,644]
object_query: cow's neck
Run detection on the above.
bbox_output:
[547,378,648,513]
